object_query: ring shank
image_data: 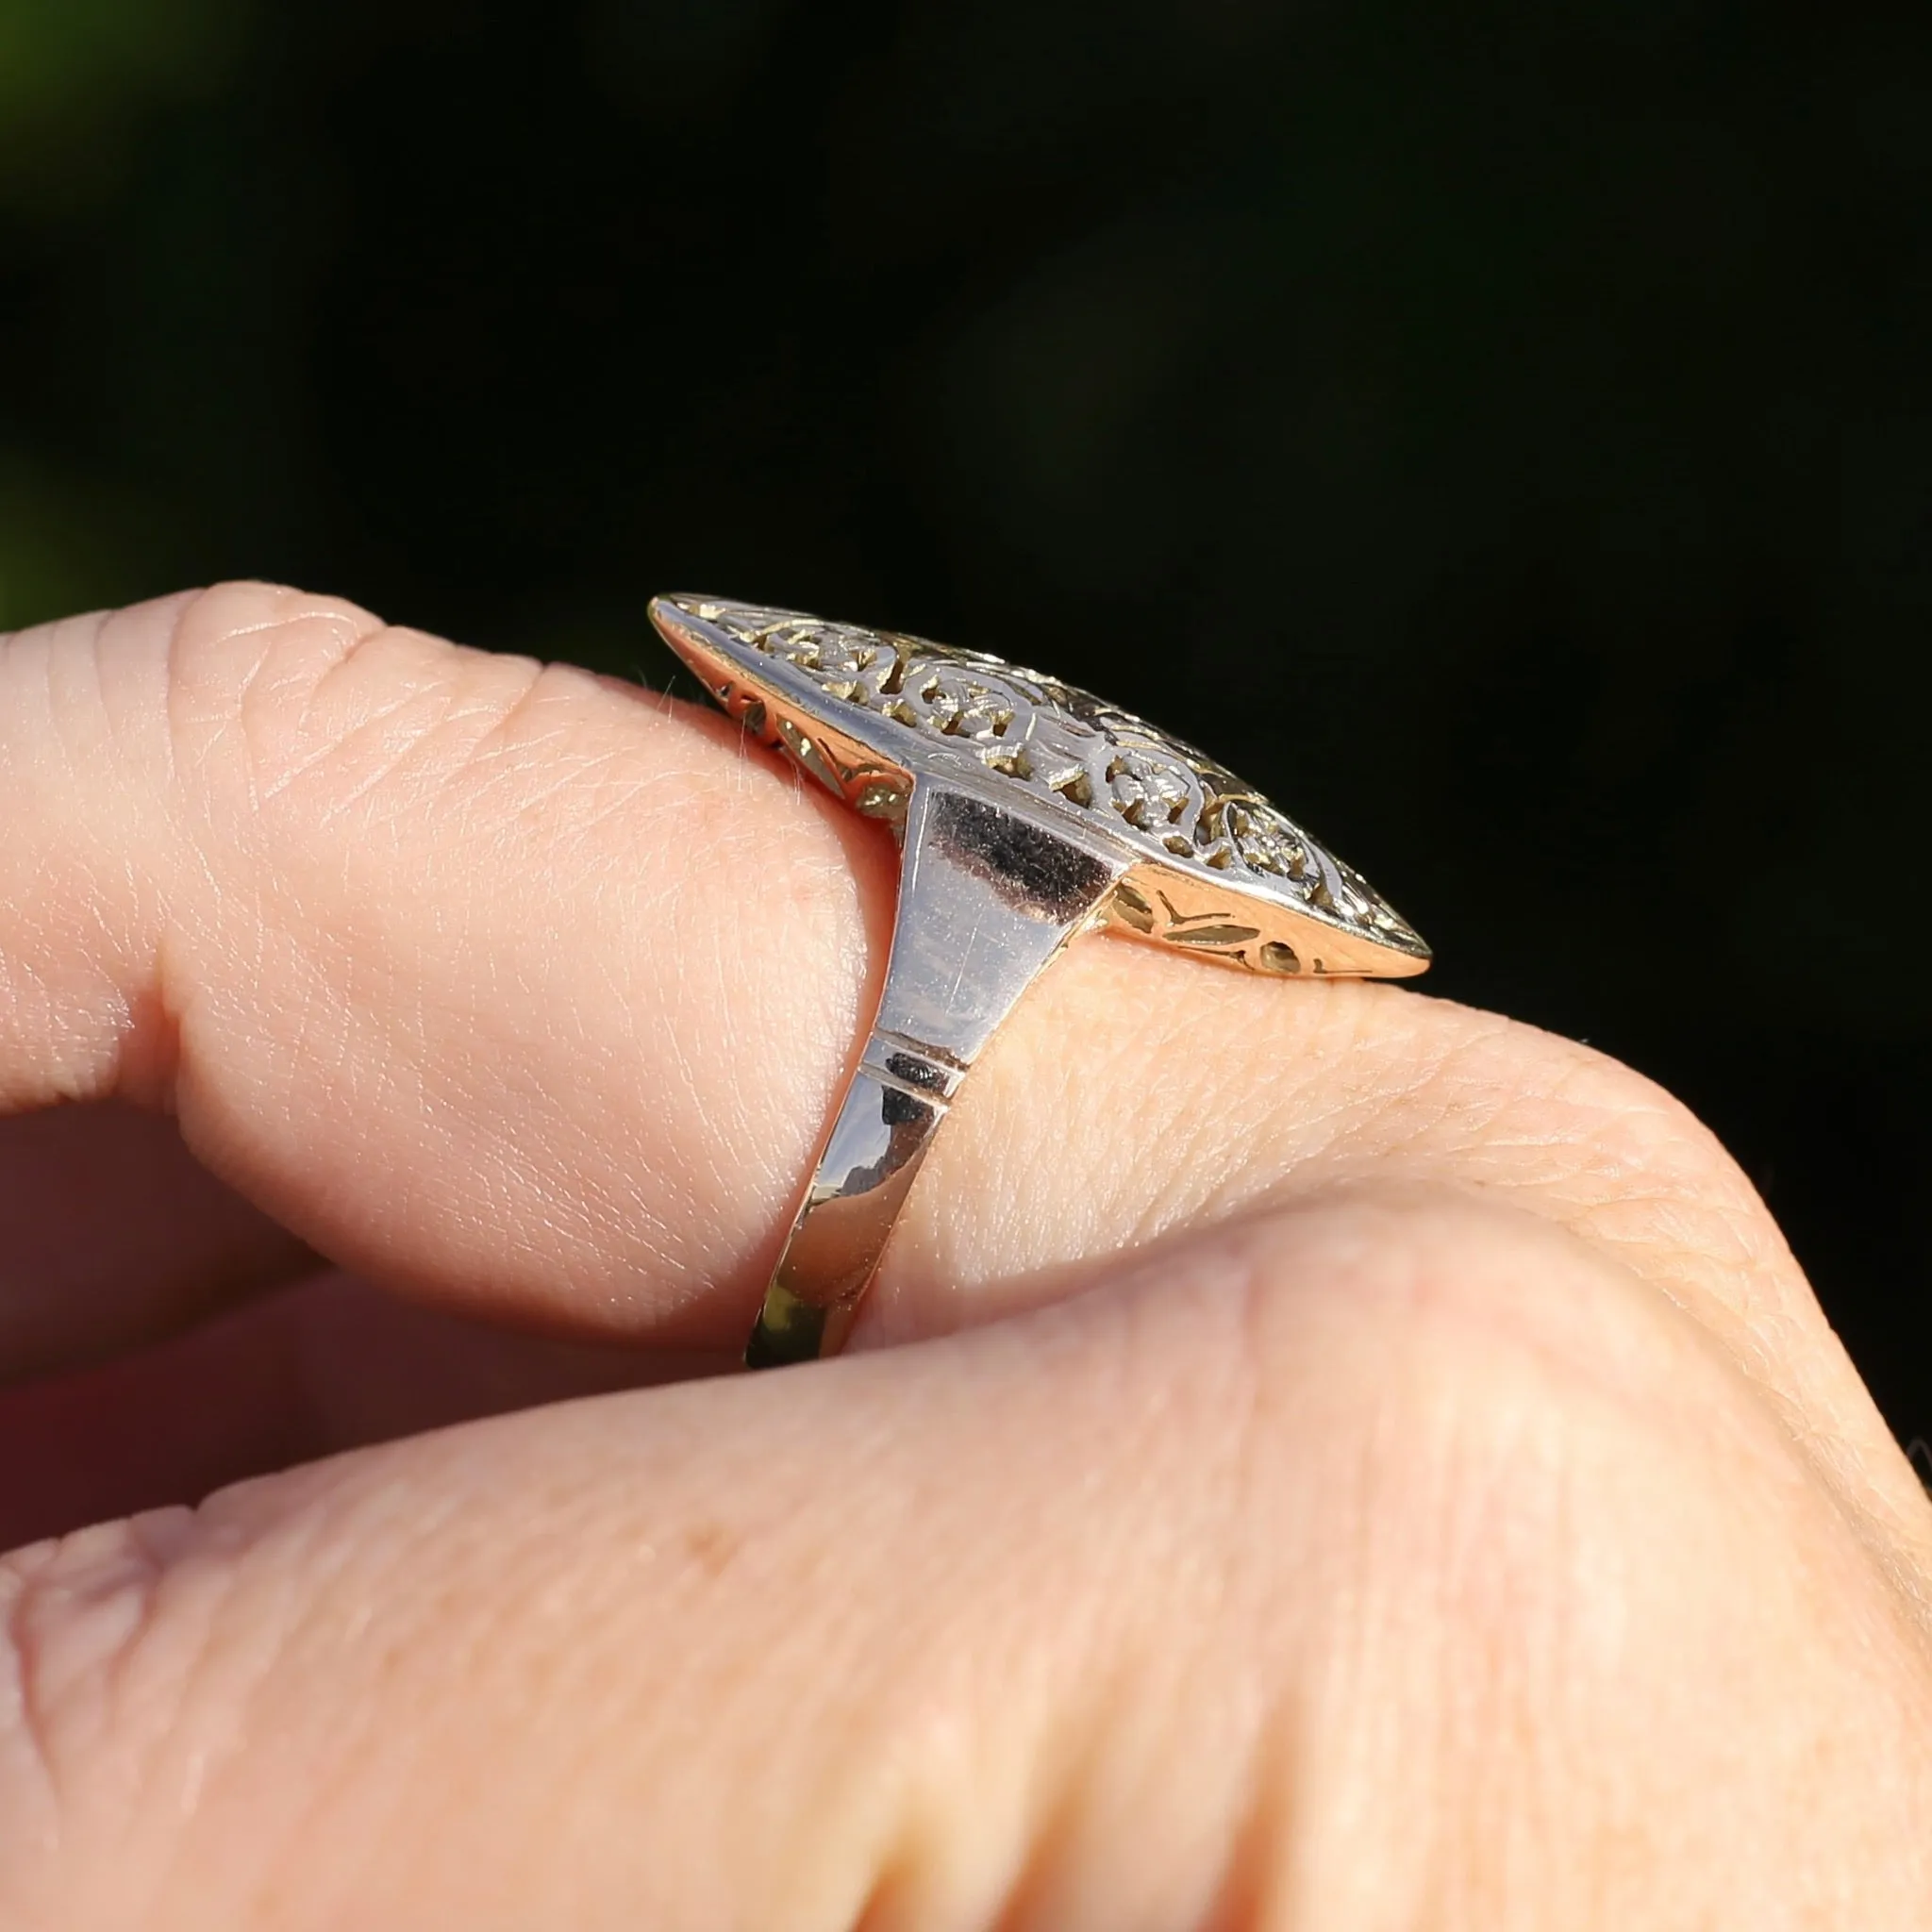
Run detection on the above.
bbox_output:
[745,1043,952,1365]
[744,783,1126,1367]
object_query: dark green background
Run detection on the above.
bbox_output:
[2,0,1926,1437]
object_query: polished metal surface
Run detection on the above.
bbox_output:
[648,594,1431,1367]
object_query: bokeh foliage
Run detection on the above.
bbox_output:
[2,0,1927,1426]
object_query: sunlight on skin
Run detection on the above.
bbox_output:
[0,585,1927,1927]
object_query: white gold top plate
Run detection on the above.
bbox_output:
[652,595,1430,980]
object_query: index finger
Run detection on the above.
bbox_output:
[0,584,1920,1544]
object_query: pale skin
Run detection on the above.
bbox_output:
[0,583,1927,1929]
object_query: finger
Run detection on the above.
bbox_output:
[0,584,1914,1542]
[6,1194,1928,1927]
[0,1103,312,1382]
[0,583,893,1368]
[0,1269,729,1551]
[896,941,1932,1544]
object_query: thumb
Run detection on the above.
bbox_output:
[7,1194,1927,1927]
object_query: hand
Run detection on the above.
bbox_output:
[3,583,1927,1928]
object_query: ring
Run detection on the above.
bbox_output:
[649,596,1433,1367]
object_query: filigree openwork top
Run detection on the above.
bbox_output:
[656,596,1429,974]
[651,592,1429,1366]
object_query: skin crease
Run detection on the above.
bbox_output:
[0,581,1925,1927]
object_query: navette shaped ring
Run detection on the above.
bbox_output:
[649,596,1431,1368]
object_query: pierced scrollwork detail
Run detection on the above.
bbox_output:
[1109,878,1325,975]
[686,599,1423,954]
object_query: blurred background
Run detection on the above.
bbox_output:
[1,0,1926,1440]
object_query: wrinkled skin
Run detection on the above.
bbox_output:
[0,584,1927,1929]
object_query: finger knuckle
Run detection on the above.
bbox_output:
[1404,1009,1790,1291]
[161,581,457,821]
[1220,1194,1756,1669]
[1204,1192,1932,1878]
[158,584,663,864]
